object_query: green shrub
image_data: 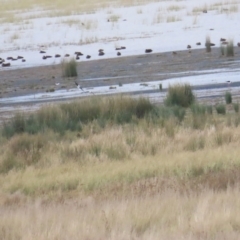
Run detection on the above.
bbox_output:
[191,104,206,115]
[2,113,26,137]
[1,97,154,137]
[233,103,239,113]
[62,58,78,78]
[215,104,226,115]
[221,39,234,57]
[135,97,154,118]
[225,92,232,104]
[165,83,195,108]
[190,104,210,129]
[171,105,186,122]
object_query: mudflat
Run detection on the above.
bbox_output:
[0,47,239,99]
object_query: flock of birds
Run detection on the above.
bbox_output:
[0,46,129,68]
[1,38,239,89]
[1,38,240,68]
[0,45,157,68]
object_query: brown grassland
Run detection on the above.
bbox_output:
[1,93,240,239]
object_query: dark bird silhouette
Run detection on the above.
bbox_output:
[2,62,11,67]
[226,80,231,87]
[145,49,152,53]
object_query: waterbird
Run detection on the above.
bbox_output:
[75,81,84,91]
[226,80,231,87]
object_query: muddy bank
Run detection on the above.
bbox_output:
[0,47,239,99]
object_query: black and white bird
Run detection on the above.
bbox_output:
[75,81,84,91]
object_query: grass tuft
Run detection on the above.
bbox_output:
[215,104,226,115]
[1,97,154,138]
[159,83,162,91]
[205,35,211,52]
[165,83,195,108]
[61,58,78,78]
[226,40,234,57]
[221,39,234,57]
[225,91,232,104]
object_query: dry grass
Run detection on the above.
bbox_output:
[167,4,185,12]
[60,18,98,30]
[108,14,121,22]
[152,12,164,24]
[1,116,240,196]
[1,99,240,238]
[0,1,92,24]
[166,15,182,23]
[1,139,240,195]
[0,0,156,18]
[0,0,239,25]
[1,187,240,240]
[1,148,240,239]
[211,1,240,14]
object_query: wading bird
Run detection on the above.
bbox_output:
[75,81,84,91]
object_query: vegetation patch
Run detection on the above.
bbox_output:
[215,104,226,115]
[225,91,232,104]
[61,58,78,78]
[221,39,234,57]
[1,96,154,138]
[205,35,211,52]
[164,83,195,107]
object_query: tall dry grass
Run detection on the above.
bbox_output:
[1,187,240,240]
[1,114,240,195]
[1,96,240,239]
